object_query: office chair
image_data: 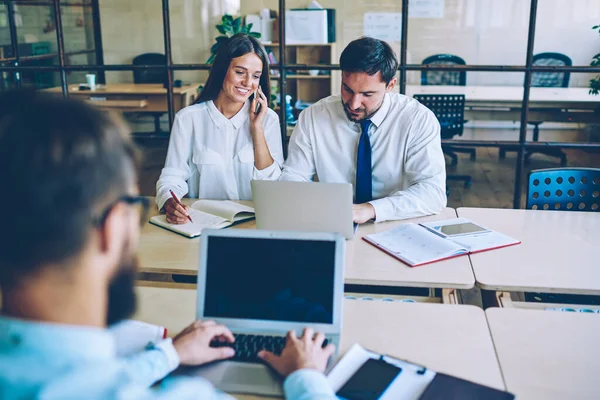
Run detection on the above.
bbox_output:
[421,54,476,164]
[414,94,472,193]
[524,167,600,306]
[132,53,168,133]
[421,54,467,86]
[499,52,572,166]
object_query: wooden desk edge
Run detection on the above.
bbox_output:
[345,278,475,290]
[137,271,476,290]
[476,281,600,296]
[139,267,197,276]
[43,83,202,95]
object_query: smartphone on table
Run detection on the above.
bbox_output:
[337,358,402,400]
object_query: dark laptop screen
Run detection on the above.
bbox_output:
[203,236,336,324]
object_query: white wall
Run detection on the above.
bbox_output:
[241,0,599,87]
[99,0,239,84]
[6,1,594,88]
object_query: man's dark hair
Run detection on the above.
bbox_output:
[339,37,399,84]
[0,90,138,285]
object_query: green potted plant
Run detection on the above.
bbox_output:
[589,24,600,95]
[207,15,261,63]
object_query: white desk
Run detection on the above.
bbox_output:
[134,285,506,397]
[406,85,600,123]
[138,201,475,291]
[486,308,600,400]
[457,207,600,295]
[345,208,474,290]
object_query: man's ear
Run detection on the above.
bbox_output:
[98,202,128,260]
[386,77,397,92]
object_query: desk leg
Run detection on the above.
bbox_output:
[173,95,184,113]
[442,288,460,304]
[496,292,514,308]
[173,93,196,113]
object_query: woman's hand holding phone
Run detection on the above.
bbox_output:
[249,85,268,134]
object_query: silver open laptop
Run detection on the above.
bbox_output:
[188,228,345,396]
[251,180,356,239]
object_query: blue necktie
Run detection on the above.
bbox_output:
[355,119,372,204]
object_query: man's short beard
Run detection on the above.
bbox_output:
[106,246,138,327]
[342,100,381,122]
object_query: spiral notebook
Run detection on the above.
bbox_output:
[363,218,520,267]
[149,200,254,238]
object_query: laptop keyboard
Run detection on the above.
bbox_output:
[210,333,329,363]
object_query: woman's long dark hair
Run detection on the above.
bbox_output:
[195,33,271,106]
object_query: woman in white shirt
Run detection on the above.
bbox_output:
[156,33,283,223]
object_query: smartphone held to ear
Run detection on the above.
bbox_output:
[253,90,262,115]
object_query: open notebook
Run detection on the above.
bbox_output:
[363,218,520,267]
[149,200,254,238]
[328,344,514,400]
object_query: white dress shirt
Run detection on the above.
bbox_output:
[156,100,283,210]
[280,93,447,222]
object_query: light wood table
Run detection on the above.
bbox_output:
[134,285,506,399]
[486,308,600,400]
[138,198,254,276]
[138,199,475,297]
[44,83,200,113]
[457,207,600,295]
[406,85,600,123]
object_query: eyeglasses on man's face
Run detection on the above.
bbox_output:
[95,195,150,228]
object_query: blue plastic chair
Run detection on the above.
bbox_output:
[525,167,600,306]
[526,168,600,212]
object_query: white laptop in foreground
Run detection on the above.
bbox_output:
[251,180,356,239]
[186,228,346,396]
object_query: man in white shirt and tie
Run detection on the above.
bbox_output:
[281,37,447,223]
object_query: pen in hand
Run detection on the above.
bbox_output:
[169,190,193,223]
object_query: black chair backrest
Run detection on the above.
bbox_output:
[527,168,600,212]
[414,94,465,140]
[531,52,572,88]
[421,54,466,86]
[132,53,167,84]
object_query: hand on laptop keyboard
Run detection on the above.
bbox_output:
[258,328,335,377]
[173,320,235,366]
[210,333,286,363]
[210,330,331,366]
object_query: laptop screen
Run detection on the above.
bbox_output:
[203,236,336,324]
